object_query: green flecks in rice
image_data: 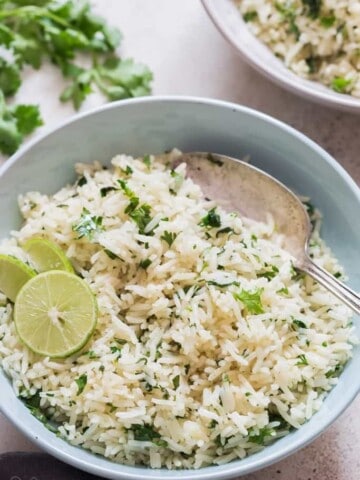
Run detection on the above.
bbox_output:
[236,0,360,97]
[0,149,356,469]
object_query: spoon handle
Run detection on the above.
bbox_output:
[302,259,360,316]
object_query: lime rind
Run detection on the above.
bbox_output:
[14,270,97,358]
[23,237,74,273]
[0,254,36,302]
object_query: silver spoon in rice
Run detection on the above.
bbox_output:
[177,152,360,315]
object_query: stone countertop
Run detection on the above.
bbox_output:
[0,1,359,479]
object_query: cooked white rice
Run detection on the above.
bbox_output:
[0,150,356,469]
[236,0,360,97]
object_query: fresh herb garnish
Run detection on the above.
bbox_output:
[248,426,275,445]
[104,249,120,260]
[161,231,177,247]
[200,207,221,228]
[233,288,264,314]
[257,265,279,280]
[23,391,58,433]
[302,0,322,18]
[100,186,117,197]
[275,2,300,38]
[296,354,309,366]
[75,374,87,395]
[72,208,104,240]
[325,363,343,378]
[169,169,184,195]
[293,318,307,329]
[320,15,336,27]
[243,11,258,22]
[331,76,352,94]
[216,227,234,237]
[172,375,180,390]
[128,423,162,443]
[139,258,152,269]
[0,0,153,155]
[277,287,289,296]
[0,91,43,155]
[143,154,151,169]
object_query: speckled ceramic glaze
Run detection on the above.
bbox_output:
[202,0,360,113]
[0,97,359,479]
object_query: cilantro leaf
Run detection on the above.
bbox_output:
[128,423,162,443]
[0,58,21,96]
[331,76,352,94]
[200,207,221,228]
[11,104,43,135]
[161,231,177,247]
[248,426,275,445]
[95,57,153,101]
[233,288,264,314]
[75,374,87,395]
[296,354,309,366]
[72,207,104,240]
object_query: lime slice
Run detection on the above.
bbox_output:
[23,237,74,273]
[0,254,36,302]
[14,271,98,358]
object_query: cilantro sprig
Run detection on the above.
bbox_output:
[0,0,153,155]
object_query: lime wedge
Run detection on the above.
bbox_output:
[23,237,74,273]
[0,254,36,302]
[14,271,98,358]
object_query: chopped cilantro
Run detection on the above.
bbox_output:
[172,375,180,390]
[209,419,218,429]
[296,354,308,366]
[331,76,352,94]
[77,176,87,187]
[104,249,120,260]
[169,169,184,194]
[277,287,289,296]
[302,0,322,18]
[275,2,300,38]
[325,363,343,378]
[128,423,162,443]
[293,318,307,329]
[129,204,153,234]
[305,56,320,74]
[320,15,336,27]
[233,288,264,314]
[72,208,104,240]
[110,345,123,358]
[100,186,117,197]
[216,227,234,237]
[23,391,58,433]
[334,272,342,279]
[75,374,87,395]
[243,11,258,22]
[184,364,190,375]
[139,258,152,269]
[200,208,221,228]
[248,426,275,445]
[143,154,151,169]
[258,265,279,280]
[161,231,177,247]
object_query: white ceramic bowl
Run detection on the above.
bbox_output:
[202,0,360,113]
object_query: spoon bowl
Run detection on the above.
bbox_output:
[178,152,360,315]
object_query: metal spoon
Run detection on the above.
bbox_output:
[177,152,360,316]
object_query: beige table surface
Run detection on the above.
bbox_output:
[1,1,360,479]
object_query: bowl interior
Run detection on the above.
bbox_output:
[0,97,359,480]
[202,0,360,113]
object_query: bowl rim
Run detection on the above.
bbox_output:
[0,95,359,480]
[201,0,360,113]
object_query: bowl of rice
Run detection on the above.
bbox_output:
[0,96,359,479]
[202,0,360,113]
